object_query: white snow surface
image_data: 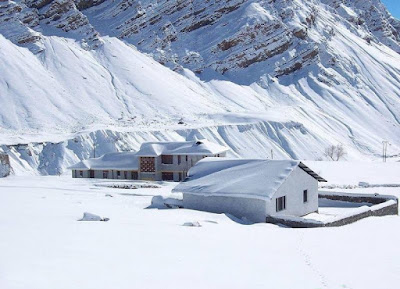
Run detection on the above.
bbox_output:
[69,152,139,170]
[0,169,399,289]
[173,158,302,200]
[304,161,400,185]
[135,139,229,156]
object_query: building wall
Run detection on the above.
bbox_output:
[72,170,89,178]
[72,152,226,181]
[157,154,220,181]
[266,166,319,217]
[72,169,138,180]
[183,193,267,223]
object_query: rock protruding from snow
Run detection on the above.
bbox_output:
[1,0,103,52]
[150,196,183,209]
[182,221,202,227]
[0,0,43,53]
[78,212,109,222]
[322,0,400,53]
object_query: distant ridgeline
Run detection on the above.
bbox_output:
[0,153,11,177]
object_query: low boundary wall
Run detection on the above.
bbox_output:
[266,192,398,228]
[0,153,11,178]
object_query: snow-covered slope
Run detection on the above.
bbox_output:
[1,0,400,174]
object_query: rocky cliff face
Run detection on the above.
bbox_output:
[0,0,102,51]
[0,0,43,52]
[73,0,400,81]
[322,0,400,53]
[2,0,399,77]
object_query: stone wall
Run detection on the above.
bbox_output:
[266,193,398,228]
[0,153,11,177]
[318,191,397,205]
[326,201,398,227]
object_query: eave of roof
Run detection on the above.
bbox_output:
[299,162,327,182]
[135,140,229,157]
[71,167,139,171]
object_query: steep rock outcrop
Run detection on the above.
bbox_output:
[75,0,400,80]
[321,0,400,53]
[0,0,102,52]
[0,1,43,52]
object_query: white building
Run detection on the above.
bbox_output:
[70,139,229,182]
[172,158,327,223]
[70,152,139,179]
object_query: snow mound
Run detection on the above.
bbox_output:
[150,196,183,209]
[78,212,109,222]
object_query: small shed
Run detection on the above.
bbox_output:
[172,158,327,223]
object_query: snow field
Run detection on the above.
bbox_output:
[1,163,400,289]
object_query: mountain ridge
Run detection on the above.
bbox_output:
[1,0,400,173]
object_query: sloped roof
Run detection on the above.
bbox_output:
[135,139,229,156]
[299,162,327,182]
[69,152,139,170]
[173,158,326,201]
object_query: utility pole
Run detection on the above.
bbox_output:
[382,141,389,162]
[93,140,97,158]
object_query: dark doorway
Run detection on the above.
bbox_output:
[162,172,174,181]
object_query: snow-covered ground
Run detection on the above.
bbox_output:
[1,161,400,289]
[305,161,400,187]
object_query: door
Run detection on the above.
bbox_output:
[89,170,95,178]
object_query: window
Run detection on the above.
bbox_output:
[276,196,286,212]
[131,171,138,180]
[117,171,121,177]
[103,171,108,179]
[161,155,173,164]
[124,171,128,179]
[186,155,188,162]
[178,172,183,182]
[178,155,181,165]
[303,190,308,203]
[79,170,83,177]
[162,172,174,181]
[140,157,155,172]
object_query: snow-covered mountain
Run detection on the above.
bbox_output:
[1,0,400,174]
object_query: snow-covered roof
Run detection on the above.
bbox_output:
[69,152,139,171]
[173,158,326,201]
[135,139,229,156]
